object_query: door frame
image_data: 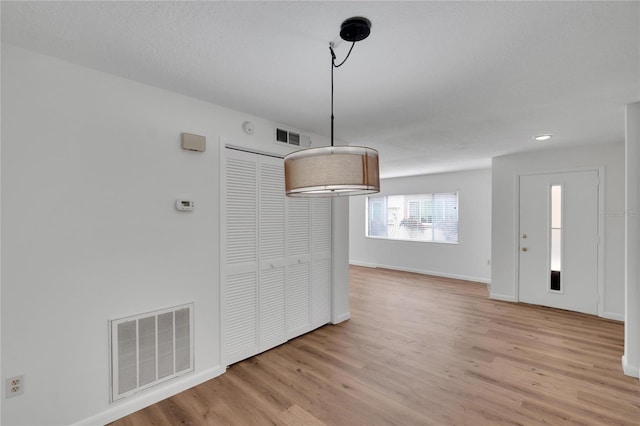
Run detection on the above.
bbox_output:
[513,166,605,317]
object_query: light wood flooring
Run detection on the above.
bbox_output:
[112,265,639,425]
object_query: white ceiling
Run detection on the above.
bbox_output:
[2,1,639,178]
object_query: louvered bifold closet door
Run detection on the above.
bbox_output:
[258,155,287,352]
[311,198,332,328]
[286,197,312,339]
[223,149,259,365]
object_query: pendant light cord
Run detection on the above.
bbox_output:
[332,41,355,68]
[330,41,356,147]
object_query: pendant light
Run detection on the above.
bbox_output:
[284,17,380,197]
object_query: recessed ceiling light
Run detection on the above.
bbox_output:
[533,134,552,141]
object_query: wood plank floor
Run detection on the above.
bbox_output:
[111,266,639,425]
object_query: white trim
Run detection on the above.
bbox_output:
[0,69,3,421]
[217,139,224,384]
[513,172,521,302]
[348,260,379,268]
[602,311,625,322]
[597,167,606,317]
[517,165,608,177]
[489,293,517,302]
[365,236,459,245]
[219,139,228,368]
[622,355,640,378]
[624,102,640,382]
[348,260,490,284]
[72,365,225,426]
[225,143,284,159]
[332,312,352,324]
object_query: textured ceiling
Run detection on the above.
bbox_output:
[2,1,639,178]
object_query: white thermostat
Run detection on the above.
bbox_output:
[176,199,194,211]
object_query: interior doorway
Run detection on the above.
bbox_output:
[518,170,600,315]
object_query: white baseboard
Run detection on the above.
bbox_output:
[348,260,491,284]
[332,312,352,324]
[349,260,378,269]
[489,292,517,302]
[72,365,226,426]
[622,355,640,378]
[602,311,625,322]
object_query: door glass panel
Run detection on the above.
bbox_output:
[550,185,562,291]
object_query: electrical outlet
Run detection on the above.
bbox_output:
[6,375,24,398]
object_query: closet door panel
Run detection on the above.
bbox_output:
[225,156,258,268]
[259,158,285,261]
[287,198,311,258]
[259,266,286,351]
[225,271,258,364]
[286,197,312,338]
[223,147,332,363]
[286,261,311,338]
[258,155,287,351]
[311,257,331,327]
[311,198,332,254]
[223,149,259,364]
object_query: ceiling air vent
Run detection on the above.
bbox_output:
[275,126,311,148]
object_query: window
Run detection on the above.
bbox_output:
[550,185,562,292]
[366,192,459,243]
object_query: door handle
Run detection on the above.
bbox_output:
[522,247,528,252]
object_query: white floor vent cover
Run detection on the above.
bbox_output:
[109,303,194,402]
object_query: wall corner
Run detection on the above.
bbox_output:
[331,197,351,324]
[624,101,640,379]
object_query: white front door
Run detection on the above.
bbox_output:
[518,171,599,315]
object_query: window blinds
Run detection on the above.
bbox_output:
[367,192,458,243]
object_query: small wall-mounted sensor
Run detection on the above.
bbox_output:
[176,199,194,211]
[242,121,254,135]
[181,133,206,152]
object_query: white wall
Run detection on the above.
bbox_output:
[624,102,640,378]
[0,44,350,425]
[349,169,492,283]
[491,142,625,320]
[332,198,351,323]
